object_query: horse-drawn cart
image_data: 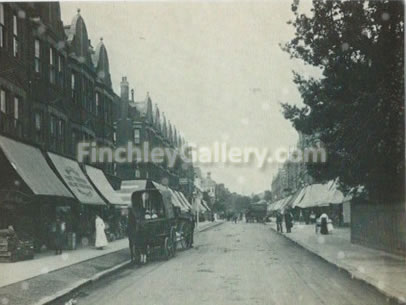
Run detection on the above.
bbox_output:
[124,180,194,264]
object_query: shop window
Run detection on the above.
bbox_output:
[34,39,40,73]
[0,4,4,48]
[49,48,56,84]
[12,15,18,57]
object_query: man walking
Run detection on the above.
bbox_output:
[276,212,283,233]
[284,209,293,233]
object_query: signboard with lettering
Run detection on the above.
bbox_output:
[48,153,105,205]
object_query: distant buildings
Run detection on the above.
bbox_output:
[271,132,314,201]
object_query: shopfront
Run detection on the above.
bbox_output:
[47,153,106,245]
[0,136,76,256]
[85,165,128,240]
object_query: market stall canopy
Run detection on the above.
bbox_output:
[47,153,105,205]
[290,188,308,208]
[269,197,290,212]
[0,136,73,199]
[280,190,306,212]
[85,165,126,206]
[295,181,347,208]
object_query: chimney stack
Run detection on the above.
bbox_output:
[120,76,129,119]
[120,76,129,101]
[131,89,134,102]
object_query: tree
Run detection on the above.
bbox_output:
[282,0,404,202]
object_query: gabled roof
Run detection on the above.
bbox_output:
[168,121,173,144]
[173,128,178,146]
[92,38,112,87]
[161,113,168,137]
[65,9,93,67]
[153,104,161,131]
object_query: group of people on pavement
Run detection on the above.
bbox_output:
[276,209,294,233]
[275,209,334,235]
[51,214,108,255]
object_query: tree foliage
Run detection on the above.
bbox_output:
[282,0,404,202]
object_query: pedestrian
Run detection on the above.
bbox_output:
[54,216,65,255]
[276,212,283,233]
[319,213,329,235]
[284,209,293,233]
[309,210,316,224]
[95,215,108,249]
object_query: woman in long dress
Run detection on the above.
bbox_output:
[95,215,108,249]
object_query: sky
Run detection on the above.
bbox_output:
[61,0,317,195]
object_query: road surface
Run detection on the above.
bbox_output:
[58,223,392,305]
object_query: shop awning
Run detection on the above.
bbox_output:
[202,200,211,211]
[85,165,127,206]
[295,181,347,209]
[47,153,105,205]
[168,189,188,211]
[290,188,308,208]
[0,136,73,199]
[177,191,193,210]
[269,195,293,212]
[198,199,208,212]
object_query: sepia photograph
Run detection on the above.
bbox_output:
[0,0,404,304]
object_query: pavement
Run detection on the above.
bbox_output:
[0,220,223,305]
[49,222,394,305]
[268,221,406,304]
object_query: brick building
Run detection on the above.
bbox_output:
[0,3,119,176]
[116,77,195,199]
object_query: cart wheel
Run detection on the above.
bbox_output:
[179,222,191,249]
